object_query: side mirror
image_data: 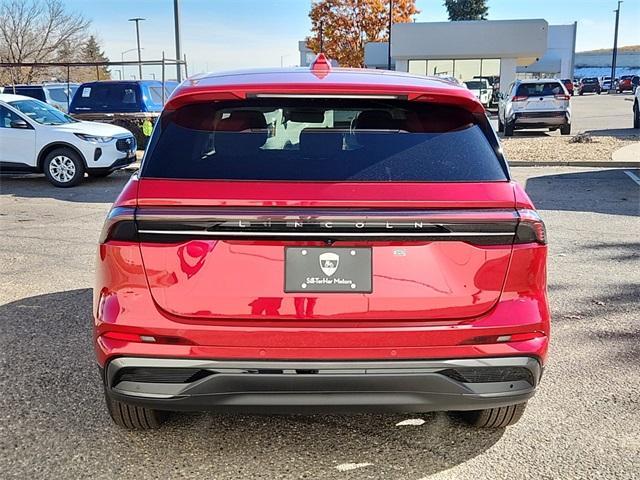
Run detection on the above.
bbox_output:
[10,119,30,129]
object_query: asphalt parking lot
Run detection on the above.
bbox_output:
[0,165,638,480]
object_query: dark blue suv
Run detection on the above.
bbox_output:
[69,80,178,147]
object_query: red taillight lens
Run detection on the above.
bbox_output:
[512,95,528,102]
[554,94,570,100]
[515,209,547,245]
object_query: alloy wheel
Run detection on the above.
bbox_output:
[48,155,77,183]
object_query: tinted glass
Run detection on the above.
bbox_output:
[9,99,75,125]
[71,84,140,112]
[47,88,68,103]
[516,82,564,97]
[465,81,487,90]
[13,87,46,102]
[142,99,506,182]
[0,105,23,128]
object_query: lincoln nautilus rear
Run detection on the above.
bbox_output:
[94,55,550,430]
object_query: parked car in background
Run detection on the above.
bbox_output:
[96,56,550,430]
[618,75,638,93]
[69,80,177,148]
[561,78,574,96]
[577,77,601,95]
[473,75,500,107]
[600,76,619,92]
[464,79,491,106]
[633,85,640,129]
[498,79,571,136]
[4,83,79,113]
[0,93,136,187]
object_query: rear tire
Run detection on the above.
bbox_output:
[560,123,571,135]
[104,389,167,430]
[634,102,640,129]
[497,115,504,133]
[456,402,527,428]
[504,120,514,137]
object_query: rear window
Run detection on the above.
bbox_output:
[516,82,564,97]
[71,84,139,112]
[582,78,598,83]
[465,81,487,90]
[13,87,46,102]
[141,99,507,182]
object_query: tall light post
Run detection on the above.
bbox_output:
[128,17,145,80]
[609,1,622,93]
[387,0,393,70]
[173,0,182,81]
[120,48,139,80]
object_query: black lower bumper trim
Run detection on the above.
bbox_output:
[105,357,541,414]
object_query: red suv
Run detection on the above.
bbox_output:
[95,55,550,430]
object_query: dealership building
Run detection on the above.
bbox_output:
[300,19,577,94]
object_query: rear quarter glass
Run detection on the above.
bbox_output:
[140,99,508,182]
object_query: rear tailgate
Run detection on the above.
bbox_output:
[136,180,517,321]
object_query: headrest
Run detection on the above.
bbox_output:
[354,110,395,130]
[216,110,267,132]
[215,111,268,154]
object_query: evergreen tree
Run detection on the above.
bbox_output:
[80,35,111,80]
[444,0,488,21]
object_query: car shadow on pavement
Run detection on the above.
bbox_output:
[0,289,505,479]
[0,170,131,203]
[524,169,640,216]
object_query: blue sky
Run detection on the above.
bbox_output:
[66,0,640,77]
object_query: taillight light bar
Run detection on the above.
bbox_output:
[99,206,137,243]
[514,209,546,245]
[554,94,571,100]
[512,95,528,102]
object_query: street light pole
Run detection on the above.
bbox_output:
[173,0,182,81]
[121,48,140,81]
[128,17,145,80]
[609,1,622,93]
[388,0,393,70]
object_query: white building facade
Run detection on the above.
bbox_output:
[363,19,576,93]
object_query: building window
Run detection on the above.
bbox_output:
[407,58,501,83]
[455,59,482,82]
[408,60,426,75]
[427,60,454,77]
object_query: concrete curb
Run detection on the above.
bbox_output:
[509,160,640,168]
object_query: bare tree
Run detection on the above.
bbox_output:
[0,0,90,83]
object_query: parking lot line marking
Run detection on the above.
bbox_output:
[624,170,640,186]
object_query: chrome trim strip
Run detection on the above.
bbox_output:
[137,229,513,237]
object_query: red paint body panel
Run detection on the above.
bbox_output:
[136,179,517,208]
[94,70,550,377]
[166,68,484,113]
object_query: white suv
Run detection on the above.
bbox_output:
[0,94,136,187]
[498,79,571,137]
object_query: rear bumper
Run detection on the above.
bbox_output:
[105,356,541,413]
[512,111,569,127]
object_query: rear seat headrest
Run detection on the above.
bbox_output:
[216,110,267,132]
[354,110,395,130]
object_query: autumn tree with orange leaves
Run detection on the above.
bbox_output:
[306,0,419,68]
